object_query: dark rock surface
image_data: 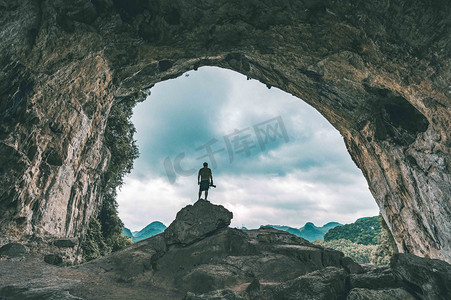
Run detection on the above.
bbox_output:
[341,256,365,274]
[44,253,64,266]
[347,288,416,300]
[164,199,233,245]
[54,239,78,248]
[0,200,449,300]
[263,267,348,300]
[0,0,449,264]
[349,265,402,290]
[391,253,451,300]
[0,242,29,258]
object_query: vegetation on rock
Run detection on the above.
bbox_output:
[81,217,112,262]
[314,215,397,265]
[82,94,145,261]
[324,216,381,245]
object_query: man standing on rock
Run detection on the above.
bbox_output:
[198,162,213,200]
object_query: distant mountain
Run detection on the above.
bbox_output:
[324,216,381,245]
[263,221,342,242]
[122,221,167,242]
[122,227,133,238]
[319,222,342,233]
[299,222,327,241]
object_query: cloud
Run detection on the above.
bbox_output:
[117,67,379,231]
[117,171,377,231]
[129,67,232,178]
[116,176,189,231]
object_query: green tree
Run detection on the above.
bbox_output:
[315,215,398,265]
[324,216,381,245]
[371,215,398,265]
[82,217,112,262]
[314,239,377,264]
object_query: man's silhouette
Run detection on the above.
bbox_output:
[198,162,213,200]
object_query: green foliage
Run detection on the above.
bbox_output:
[102,96,141,194]
[314,239,377,264]
[373,215,398,264]
[82,94,144,262]
[81,217,112,262]
[315,215,398,265]
[324,216,381,245]
[99,193,133,252]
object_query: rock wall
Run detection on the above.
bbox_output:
[0,0,449,262]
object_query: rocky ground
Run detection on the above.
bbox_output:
[1,200,450,300]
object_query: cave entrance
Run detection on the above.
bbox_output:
[116,66,379,237]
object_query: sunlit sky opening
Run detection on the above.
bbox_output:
[117,67,379,231]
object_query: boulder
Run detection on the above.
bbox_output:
[53,239,77,248]
[263,267,348,300]
[340,256,364,274]
[164,199,233,245]
[390,253,451,300]
[350,265,402,290]
[0,243,29,257]
[44,254,64,266]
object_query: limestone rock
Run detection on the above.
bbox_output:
[0,282,82,300]
[0,207,360,299]
[350,265,402,290]
[245,278,261,300]
[263,267,348,300]
[0,204,435,300]
[390,253,451,300]
[340,256,364,274]
[0,242,28,258]
[53,239,78,248]
[44,254,64,266]
[164,199,233,245]
[347,288,416,300]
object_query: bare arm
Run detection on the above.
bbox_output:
[209,169,213,184]
[198,170,201,184]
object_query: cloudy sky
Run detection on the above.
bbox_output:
[117,67,379,231]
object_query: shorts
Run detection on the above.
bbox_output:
[199,180,210,191]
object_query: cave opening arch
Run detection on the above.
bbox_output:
[0,0,449,264]
[116,66,380,234]
[106,47,446,262]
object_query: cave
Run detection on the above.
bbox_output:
[0,0,450,267]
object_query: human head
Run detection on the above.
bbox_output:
[203,162,208,167]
